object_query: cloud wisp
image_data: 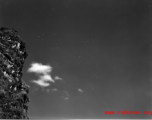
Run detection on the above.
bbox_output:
[27,62,55,87]
[61,91,69,100]
[54,76,63,81]
[51,88,58,92]
[78,88,84,93]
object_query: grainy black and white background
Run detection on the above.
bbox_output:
[0,0,152,119]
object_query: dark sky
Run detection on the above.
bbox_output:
[1,0,152,119]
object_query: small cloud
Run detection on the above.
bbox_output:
[78,88,83,93]
[54,76,63,81]
[61,96,69,100]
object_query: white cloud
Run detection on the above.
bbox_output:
[78,88,83,93]
[28,62,52,74]
[27,62,55,87]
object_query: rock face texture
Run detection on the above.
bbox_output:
[0,27,29,119]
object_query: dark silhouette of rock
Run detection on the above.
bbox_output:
[0,27,29,119]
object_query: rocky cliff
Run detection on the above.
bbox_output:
[0,27,29,119]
